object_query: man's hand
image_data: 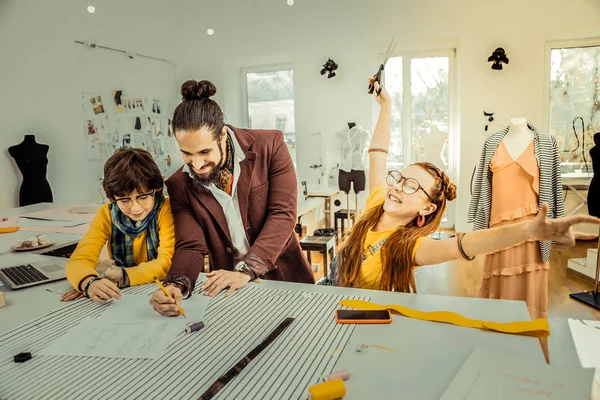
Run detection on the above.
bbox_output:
[201,270,251,297]
[149,285,183,317]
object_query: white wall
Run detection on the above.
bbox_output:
[204,0,600,229]
[0,0,180,209]
[3,0,600,229]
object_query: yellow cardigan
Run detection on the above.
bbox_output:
[66,199,175,291]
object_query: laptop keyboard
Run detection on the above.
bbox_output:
[2,265,49,286]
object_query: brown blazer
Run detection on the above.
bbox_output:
[164,125,314,294]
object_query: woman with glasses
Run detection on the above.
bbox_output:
[62,148,175,303]
[318,77,599,293]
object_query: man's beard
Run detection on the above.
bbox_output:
[188,142,225,193]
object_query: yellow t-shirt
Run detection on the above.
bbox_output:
[358,185,424,290]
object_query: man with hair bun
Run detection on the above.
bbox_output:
[150,79,314,316]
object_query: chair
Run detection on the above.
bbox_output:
[334,209,357,240]
[299,235,336,278]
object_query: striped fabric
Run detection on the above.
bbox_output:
[467,124,565,262]
[0,284,364,400]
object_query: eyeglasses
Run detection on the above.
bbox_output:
[386,170,433,201]
[114,191,156,208]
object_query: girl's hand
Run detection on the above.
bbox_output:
[528,203,600,249]
[368,77,391,106]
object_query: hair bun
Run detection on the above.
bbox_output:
[444,182,457,201]
[440,172,457,201]
[181,79,217,101]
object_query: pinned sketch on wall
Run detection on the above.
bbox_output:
[81,90,179,175]
[130,133,147,150]
[82,92,105,116]
[122,134,131,148]
[90,96,104,114]
[113,90,124,112]
[152,99,161,114]
[87,135,102,161]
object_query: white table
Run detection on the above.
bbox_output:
[0,203,574,399]
[306,185,341,229]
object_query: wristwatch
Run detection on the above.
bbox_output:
[235,262,256,280]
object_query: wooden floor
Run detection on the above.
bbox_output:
[305,234,600,320]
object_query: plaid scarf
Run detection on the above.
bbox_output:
[215,134,235,195]
[109,193,164,268]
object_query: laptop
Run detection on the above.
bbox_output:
[0,259,67,290]
[0,240,79,290]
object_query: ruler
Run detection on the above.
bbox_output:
[199,317,296,400]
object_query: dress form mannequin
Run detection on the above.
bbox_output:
[8,135,53,206]
[588,132,600,218]
[335,123,369,218]
[502,117,535,160]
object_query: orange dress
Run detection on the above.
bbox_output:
[478,140,549,361]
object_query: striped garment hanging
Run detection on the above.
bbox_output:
[468,123,565,262]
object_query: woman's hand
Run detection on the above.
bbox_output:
[528,203,600,249]
[368,77,391,106]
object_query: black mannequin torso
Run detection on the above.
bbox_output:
[587,132,600,217]
[8,135,53,206]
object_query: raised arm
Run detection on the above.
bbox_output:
[368,80,392,192]
[414,203,600,266]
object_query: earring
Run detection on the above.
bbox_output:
[417,214,426,228]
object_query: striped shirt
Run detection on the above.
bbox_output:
[467,123,564,262]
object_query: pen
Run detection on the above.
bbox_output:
[154,276,186,318]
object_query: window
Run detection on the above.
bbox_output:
[275,115,287,132]
[243,66,296,165]
[380,50,456,225]
[546,41,600,174]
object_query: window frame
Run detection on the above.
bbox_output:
[543,37,600,162]
[240,63,295,129]
[375,48,458,226]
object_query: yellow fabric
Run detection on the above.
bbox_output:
[339,299,550,338]
[66,199,175,291]
[358,184,424,290]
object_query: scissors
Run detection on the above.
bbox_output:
[368,37,397,96]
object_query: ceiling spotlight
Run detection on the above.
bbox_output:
[287,0,294,5]
[207,29,215,36]
[87,5,96,13]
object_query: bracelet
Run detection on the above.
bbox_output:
[368,148,389,154]
[83,276,103,298]
[456,233,475,261]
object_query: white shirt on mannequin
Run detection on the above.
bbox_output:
[334,125,370,172]
[502,117,535,160]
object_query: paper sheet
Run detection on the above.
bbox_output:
[95,294,209,324]
[40,317,183,359]
[568,318,600,368]
[41,295,210,360]
[440,346,594,400]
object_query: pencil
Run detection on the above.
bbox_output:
[154,276,186,318]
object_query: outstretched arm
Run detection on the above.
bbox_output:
[414,203,600,266]
[368,79,392,192]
